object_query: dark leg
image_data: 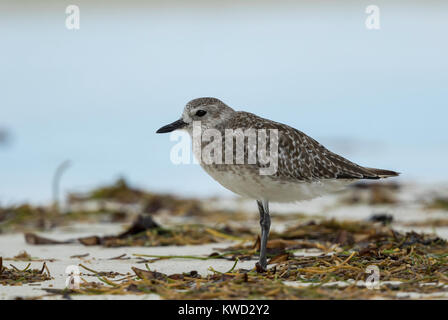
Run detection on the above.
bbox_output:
[256,200,271,272]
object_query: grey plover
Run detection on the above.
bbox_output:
[156,97,399,271]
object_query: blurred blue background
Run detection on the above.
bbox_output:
[1,0,447,204]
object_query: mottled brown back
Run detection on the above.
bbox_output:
[216,111,399,182]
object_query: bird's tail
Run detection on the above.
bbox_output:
[364,167,400,178]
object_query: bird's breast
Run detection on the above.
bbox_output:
[200,163,352,202]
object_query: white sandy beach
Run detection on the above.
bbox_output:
[1,183,448,300]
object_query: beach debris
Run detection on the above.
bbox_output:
[13,251,33,261]
[2,251,57,263]
[0,257,52,285]
[71,178,145,204]
[427,197,448,211]
[67,178,204,216]
[368,213,394,225]
[1,179,250,233]
[0,204,56,232]
[76,214,160,246]
[23,213,252,248]
[344,181,400,205]
[15,218,448,299]
[76,223,251,247]
[25,233,73,245]
[50,244,448,299]
[117,214,160,238]
[70,253,90,259]
[403,219,448,228]
[108,254,129,260]
[78,264,124,278]
[78,236,102,246]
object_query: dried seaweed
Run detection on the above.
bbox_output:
[3,251,57,263]
[77,224,253,247]
[25,233,74,245]
[1,179,250,233]
[55,250,447,300]
[25,213,254,247]
[36,220,448,300]
[427,197,448,211]
[0,257,52,285]
[68,178,204,216]
[343,182,400,205]
[404,219,448,227]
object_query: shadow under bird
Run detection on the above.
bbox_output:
[156,97,399,271]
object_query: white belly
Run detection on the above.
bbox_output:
[202,166,353,203]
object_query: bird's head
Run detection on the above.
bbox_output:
[156,97,235,135]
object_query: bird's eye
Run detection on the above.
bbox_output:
[195,110,207,117]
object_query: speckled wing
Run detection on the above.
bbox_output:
[228,112,395,182]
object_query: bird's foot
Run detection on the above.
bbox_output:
[255,262,267,273]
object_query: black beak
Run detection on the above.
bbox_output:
[156,119,187,133]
